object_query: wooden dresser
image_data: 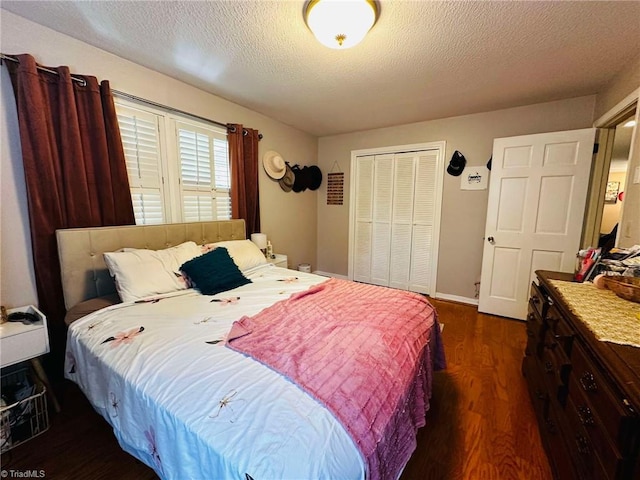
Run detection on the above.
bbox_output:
[522,271,640,479]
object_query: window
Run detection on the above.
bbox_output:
[115,98,231,225]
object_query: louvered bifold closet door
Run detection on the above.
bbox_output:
[389,154,416,290]
[409,151,439,294]
[370,154,394,286]
[353,156,375,283]
[116,104,166,225]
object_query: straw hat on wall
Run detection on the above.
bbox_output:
[263,151,286,180]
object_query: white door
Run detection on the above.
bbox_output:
[478,128,596,320]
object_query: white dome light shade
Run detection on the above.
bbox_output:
[305,0,378,49]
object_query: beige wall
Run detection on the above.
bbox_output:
[594,53,640,121]
[0,11,318,308]
[316,96,596,301]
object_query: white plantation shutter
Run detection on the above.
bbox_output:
[213,137,231,219]
[115,96,231,225]
[116,104,165,224]
[176,121,231,221]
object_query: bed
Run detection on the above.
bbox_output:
[57,220,445,480]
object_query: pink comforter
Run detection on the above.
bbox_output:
[227,278,446,480]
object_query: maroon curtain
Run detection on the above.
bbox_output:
[6,54,135,377]
[228,124,260,236]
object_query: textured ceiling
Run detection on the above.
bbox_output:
[2,1,640,137]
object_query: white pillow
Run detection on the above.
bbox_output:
[201,239,267,272]
[104,241,202,302]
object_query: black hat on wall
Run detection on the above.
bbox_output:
[292,165,306,192]
[447,151,467,177]
[307,165,322,190]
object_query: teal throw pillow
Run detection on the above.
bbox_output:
[180,247,251,295]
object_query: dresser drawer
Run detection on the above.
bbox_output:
[565,395,624,479]
[525,307,544,357]
[545,401,580,480]
[570,342,635,450]
[541,333,571,404]
[545,305,574,355]
[522,355,549,421]
[530,282,548,319]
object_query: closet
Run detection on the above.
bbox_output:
[349,143,445,296]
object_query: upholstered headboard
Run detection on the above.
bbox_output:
[56,220,246,310]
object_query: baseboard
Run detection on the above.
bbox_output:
[312,270,349,280]
[310,276,480,307]
[434,292,479,306]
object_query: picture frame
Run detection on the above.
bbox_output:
[604,181,620,204]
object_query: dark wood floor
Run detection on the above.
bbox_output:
[1,299,552,480]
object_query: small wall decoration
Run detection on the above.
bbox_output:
[327,162,344,205]
[460,166,489,190]
[605,181,620,204]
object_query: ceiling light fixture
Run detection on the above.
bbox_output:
[623,119,636,128]
[304,0,379,50]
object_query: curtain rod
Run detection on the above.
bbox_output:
[0,53,262,139]
[1,53,87,86]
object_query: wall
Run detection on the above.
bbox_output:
[0,11,318,309]
[316,96,596,302]
[594,53,640,121]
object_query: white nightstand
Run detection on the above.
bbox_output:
[268,254,288,268]
[1,306,49,368]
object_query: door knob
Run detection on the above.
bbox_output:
[488,236,495,244]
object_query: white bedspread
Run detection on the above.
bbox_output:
[65,265,364,480]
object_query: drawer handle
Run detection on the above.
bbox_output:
[577,404,595,426]
[580,371,598,392]
[544,361,554,373]
[575,434,590,455]
[534,389,546,400]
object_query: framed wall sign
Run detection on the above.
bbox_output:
[460,166,489,190]
[605,181,620,204]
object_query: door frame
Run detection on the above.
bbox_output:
[583,88,639,248]
[348,141,446,296]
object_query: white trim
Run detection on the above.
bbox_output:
[312,270,349,280]
[593,88,639,128]
[434,292,479,306]
[348,141,446,297]
[351,142,446,157]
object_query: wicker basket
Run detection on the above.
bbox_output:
[0,367,49,453]
[603,276,640,303]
